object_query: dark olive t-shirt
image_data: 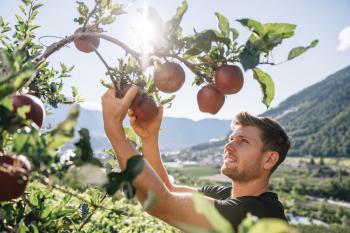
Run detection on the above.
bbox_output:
[199,185,287,231]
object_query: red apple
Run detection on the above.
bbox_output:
[133,96,158,122]
[197,85,225,114]
[74,27,100,53]
[0,155,31,201]
[214,64,244,94]
[11,94,45,128]
[154,62,185,93]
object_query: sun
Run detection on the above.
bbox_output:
[133,5,158,54]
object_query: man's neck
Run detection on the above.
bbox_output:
[230,178,269,198]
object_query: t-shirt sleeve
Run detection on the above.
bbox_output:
[199,185,231,200]
[213,199,249,232]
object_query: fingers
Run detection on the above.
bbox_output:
[129,115,137,126]
[101,88,116,103]
[155,106,163,122]
[122,86,138,108]
[127,109,134,117]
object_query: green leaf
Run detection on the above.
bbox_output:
[105,172,124,195]
[122,182,136,199]
[104,155,144,196]
[288,39,319,60]
[124,154,145,179]
[191,193,233,233]
[192,29,230,52]
[165,0,188,32]
[76,1,89,17]
[45,104,79,155]
[101,15,116,25]
[253,68,275,108]
[19,6,27,16]
[15,14,25,24]
[71,86,78,98]
[29,25,40,31]
[0,70,34,99]
[32,3,44,12]
[238,214,258,233]
[21,0,31,7]
[124,127,138,145]
[160,95,176,106]
[111,3,126,16]
[248,218,289,233]
[264,23,296,39]
[239,39,261,71]
[16,105,30,119]
[184,47,202,57]
[230,28,239,41]
[215,12,230,37]
[18,219,29,233]
[100,0,111,10]
[237,18,265,37]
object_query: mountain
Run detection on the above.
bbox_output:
[172,64,350,160]
[44,105,231,151]
[261,65,350,157]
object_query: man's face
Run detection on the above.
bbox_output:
[221,125,266,182]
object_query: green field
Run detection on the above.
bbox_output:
[167,165,220,178]
[285,157,350,167]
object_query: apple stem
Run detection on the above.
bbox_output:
[94,50,123,97]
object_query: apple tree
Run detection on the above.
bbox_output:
[0,0,316,232]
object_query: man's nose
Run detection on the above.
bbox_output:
[224,142,234,153]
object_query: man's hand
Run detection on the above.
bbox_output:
[101,86,138,138]
[128,106,163,141]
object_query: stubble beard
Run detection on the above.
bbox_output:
[221,162,262,182]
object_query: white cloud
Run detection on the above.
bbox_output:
[79,101,102,111]
[337,26,350,52]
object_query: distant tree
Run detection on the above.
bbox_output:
[309,157,315,165]
[319,157,325,166]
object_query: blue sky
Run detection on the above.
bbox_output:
[1,0,350,120]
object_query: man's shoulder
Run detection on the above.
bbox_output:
[200,185,231,193]
[199,185,232,200]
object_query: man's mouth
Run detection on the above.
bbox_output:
[224,154,237,163]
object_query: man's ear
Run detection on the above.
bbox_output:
[263,151,279,171]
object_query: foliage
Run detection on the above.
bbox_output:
[0,0,320,232]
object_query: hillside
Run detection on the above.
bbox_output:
[262,65,350,157]
[44,106,231,151]
[173,64,350,160]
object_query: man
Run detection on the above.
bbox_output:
[101,86,290,232]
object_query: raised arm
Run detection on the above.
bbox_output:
[101,87,214,231]
[128,107,197,193]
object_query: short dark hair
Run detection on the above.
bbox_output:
[232,112,290,173]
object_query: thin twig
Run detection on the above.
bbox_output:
[22,193,40,220]
[82,2,99,30]
[94,49,112,71]
[33,175,126,214]
[94,50,122,96]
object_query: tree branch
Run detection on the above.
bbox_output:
[35,32,140,67]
